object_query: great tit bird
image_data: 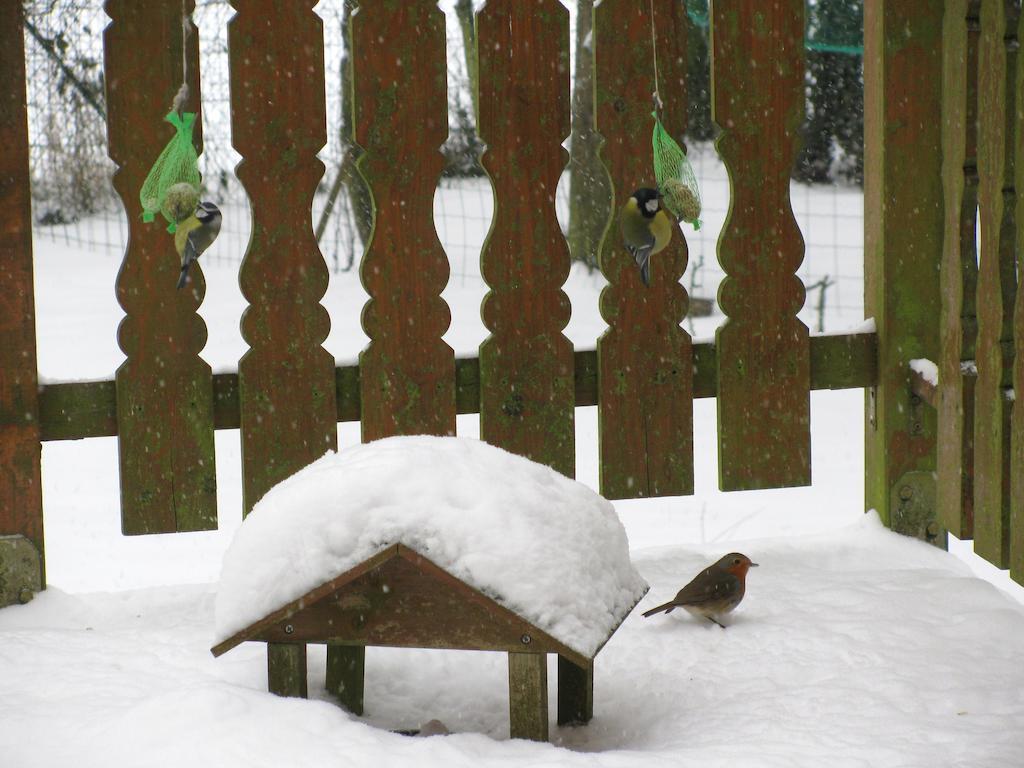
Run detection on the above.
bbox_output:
[174,201,222,289]
[619,187,673,286]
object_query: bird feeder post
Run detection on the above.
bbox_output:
[508,652,548,742]
[326,643,365,715]
[267,643,307,699]
[557,655,594,726]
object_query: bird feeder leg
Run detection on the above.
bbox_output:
[326,643,365,715]
[508,652,548,741]
[556,655,593,725]
[267,643,307,698]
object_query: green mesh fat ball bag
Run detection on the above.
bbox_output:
[139,111,201,233]
[652,114,701,229]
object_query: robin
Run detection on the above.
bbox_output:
[642,552,758,628]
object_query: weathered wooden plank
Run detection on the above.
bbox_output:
[267,643,307,698]
[335,366,360,425]
[938,0,981,540]
[38,376,236,440]
[229,0,338,513]
[711,0,810,491]
[864,0,944,537]
[556,654,593,726]
[807,333,879,393]
[566,0,608,270]
[0,0,44,583]
[325,644,365,716]
[104,0,217,534]
[36,332,879,442]
[229,1,337,695]
[1010,5,1024,585]
[211,373,240,429]
[212,545,401,657]
[38,382,117,441]
[352,0,455,441]
[476,1,575,476]
[243,546,588,667]
[508,652,548,741]
[594,0,693,499]
[973,0,1019,568]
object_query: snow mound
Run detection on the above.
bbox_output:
[214,436,648,657]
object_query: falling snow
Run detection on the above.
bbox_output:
[5,221,1024,767]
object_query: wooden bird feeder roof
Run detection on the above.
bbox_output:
[212,543,642,668]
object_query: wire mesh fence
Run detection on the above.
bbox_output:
[22,0,866,328]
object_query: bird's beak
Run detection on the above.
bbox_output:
[750,562,760,567]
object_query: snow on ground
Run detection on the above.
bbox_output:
[5,224,1024,766]
[5,513,1024,767]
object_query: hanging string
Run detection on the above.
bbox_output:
[649,0,663,117]
[170,0,191,115]
[647,0,700,226]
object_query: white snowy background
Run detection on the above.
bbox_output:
[4,151,1024,766]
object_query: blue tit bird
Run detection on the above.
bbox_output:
[174,201,222,290]
[619,187,674,286]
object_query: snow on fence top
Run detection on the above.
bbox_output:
[214,435,648,657]
[909,358,939,387]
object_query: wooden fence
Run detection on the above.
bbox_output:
[0,0,1020,595]
[920,0,1023,583]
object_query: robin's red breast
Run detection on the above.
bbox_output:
[642,552,758,628]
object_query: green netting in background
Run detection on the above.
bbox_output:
[686,0,863,56]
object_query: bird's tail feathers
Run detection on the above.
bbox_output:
[642,601,676,618]
[629,244,652,287]
[176,262,191,290]
[177,239,197,290]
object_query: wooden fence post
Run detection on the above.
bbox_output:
[229,0,339,695]
[352,0,455,442]
[1012,6,1024,584]
[229,0,338,515]
[347,0,454,714]
[594,0,694,499]
[864,0,945,540]
[104,0,218,534]
[0,2,45,592]
[477,0,575,477]
[711,0,811,491]
[973,0,1019,568]
[937,0,980,543]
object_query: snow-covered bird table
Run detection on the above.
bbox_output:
[210,436,648,741]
